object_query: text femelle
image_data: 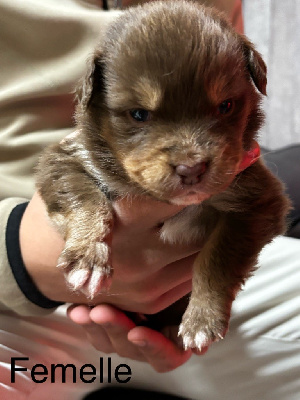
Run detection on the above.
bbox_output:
[11,357,131,384]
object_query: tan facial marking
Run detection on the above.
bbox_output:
[133,77,162,111]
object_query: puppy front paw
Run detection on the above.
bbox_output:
[178,301,228,351]
[58,241,112,299]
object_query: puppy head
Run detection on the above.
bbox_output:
[76,0,267,205]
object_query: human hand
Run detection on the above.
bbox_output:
[67,303,207,372]
[20,191,199,311]
[20,188,200,372]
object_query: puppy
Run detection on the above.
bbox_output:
[36,0,290,350]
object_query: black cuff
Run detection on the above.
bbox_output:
[5,202,64,309]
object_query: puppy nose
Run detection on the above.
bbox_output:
[175,162,207,185]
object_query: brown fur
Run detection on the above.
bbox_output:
[36,1,290,350]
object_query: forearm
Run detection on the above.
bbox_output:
[19,192,69,303]
[0,197,61,315]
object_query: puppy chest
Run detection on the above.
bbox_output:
[159,204,217,245]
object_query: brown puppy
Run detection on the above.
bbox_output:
[36,1,290,350]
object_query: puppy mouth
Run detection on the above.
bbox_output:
[169,182,210,205]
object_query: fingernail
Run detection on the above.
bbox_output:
[130,340,147,348]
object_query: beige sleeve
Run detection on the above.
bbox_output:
[0,0,121,201]
[0,0,121,315]
[123,0,243,32]
[198,0,244,33]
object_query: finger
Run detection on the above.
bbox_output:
[90,305,145,361]
[67,304,93,324]
[67,304,113,353]
[149,278,192,313]
[128,326,192,373]
[113,196,185,229]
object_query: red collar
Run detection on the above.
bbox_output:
[238,141,261,173]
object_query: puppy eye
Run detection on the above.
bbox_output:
[129,109,151,122]
[218,99,234,115]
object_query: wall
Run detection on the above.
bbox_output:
[243,0,300,149]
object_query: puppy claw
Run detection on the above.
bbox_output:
[58,240,112,298]
[195,331,211,349]
[182,337,194,351]
[178,324,195,350]
[178,302,228,351]
[86,266,112,299]
[67,269,90,290]
[179,326,211,351]
[57,261,69,270]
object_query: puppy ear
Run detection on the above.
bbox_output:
[76,52,105,111]
[242,36,267,95]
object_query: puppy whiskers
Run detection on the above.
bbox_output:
[162,69,175,77]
